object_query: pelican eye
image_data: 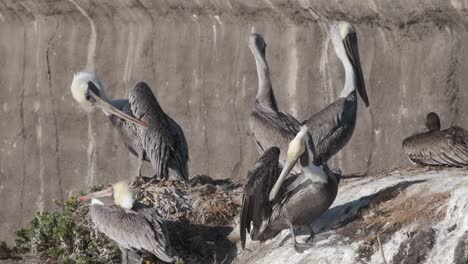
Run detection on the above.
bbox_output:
[85,91,92,101]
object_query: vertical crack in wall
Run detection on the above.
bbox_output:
[446,29,461,127]
[191,14,209,176]
[286,27,299,117]
[46,20,64,201]
[32,18,45,213]
[18,23,27,225]
[69,0,97,186]
[364,34,378,174]
[68,0,96,72]
[135,0,157,83]
[123,30,135,84]
[230,33,243,180]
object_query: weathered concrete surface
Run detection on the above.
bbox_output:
[0,0,468,241]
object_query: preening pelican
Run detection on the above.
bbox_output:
[79,181,176,263]
[71,72,189,184]
[248,33,303,171]
[302,21,369,164]
[403,112,468,166]
[240,126,339,252]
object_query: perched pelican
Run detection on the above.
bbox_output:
[78,181,176,263]
[240,126,339,252]
[71,72,189,184]
[402,112,468,166]
[248,33,303,171]
[302,21,369,164]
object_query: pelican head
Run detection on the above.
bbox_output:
[78,181,134,209]
[70,72,106,111]
[425,112,441,131]
[269,126,309,201]
[249,33,266,56]
[331,21,369,107]
[70,71,148,128]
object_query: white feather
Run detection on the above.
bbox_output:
[91,198,104,205]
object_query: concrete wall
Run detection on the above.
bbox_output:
[1,0,468,241]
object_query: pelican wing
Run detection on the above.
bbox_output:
[129,82,188,182]
[167,116,190,181]
[135,206,176,261]
[90,205,175,263]
[302,97,356,163]
[240,147,280,249]
[403,127,468,166]
[250,106,301,157]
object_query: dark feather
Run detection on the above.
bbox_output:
[240,147,280,249]
[403,126,468,167]
[250,103,302,164]
[302,93,357,164]
[122,82,189,182]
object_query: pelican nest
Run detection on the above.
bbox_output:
[134,174,244,264]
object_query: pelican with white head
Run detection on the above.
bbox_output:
[78,181,176,262]
[330,21,369,106]
[70,71,148,128]
[269,126,312,201]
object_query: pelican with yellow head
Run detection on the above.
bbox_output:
[79,181,176,263]
[240,126,340,252]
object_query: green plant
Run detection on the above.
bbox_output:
[0,185,119,263]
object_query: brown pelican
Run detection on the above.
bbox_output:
[71,72,189,184]
[240,126,339,252]
[78,181,176,263]
[248,33,303,171]
[402,112,468,166]
[302,21,369,164]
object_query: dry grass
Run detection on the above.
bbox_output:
[347,186,450,260]
[362,191,449,238]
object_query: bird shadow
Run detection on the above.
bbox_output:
[164,219,237,264]
[285,180,426,239]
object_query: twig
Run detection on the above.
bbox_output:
[214,202,230,223]
[377,233,388,264]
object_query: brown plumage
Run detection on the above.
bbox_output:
[248,33,303,171]
[403,112,468,167]
[240,143,339,252]
[302,21,369,165]
[101,82,189,182]
[91,203,176,263]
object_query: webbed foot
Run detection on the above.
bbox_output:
[293,240,315,253]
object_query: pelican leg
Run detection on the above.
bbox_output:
[129,152,146,187]
[127,250,143,264]
[137,151,144,177]
[129,176,145,188]
[289,223,314,253]
[120,247,129,264]
[305,224,315,243]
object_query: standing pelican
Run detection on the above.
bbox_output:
[302,21,369,164]
[71,72,189,184]
[240,126,339,252]
[78,181,176,263]
[403,112,468,166]
[248,33,303,170]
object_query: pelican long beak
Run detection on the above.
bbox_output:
[343,32,369,107]
[78,187,113,202]
[88,89,149,128]
[269,159,297,201]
